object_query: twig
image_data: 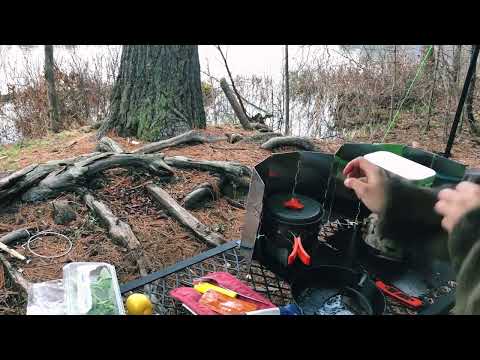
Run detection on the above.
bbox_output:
[216,45,249,118]
[128,180,153,191]
[224,197,245,209]
[209,145,249,151]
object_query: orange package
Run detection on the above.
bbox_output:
[199,290,258,315]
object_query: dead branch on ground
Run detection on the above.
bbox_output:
[146,184,226,247]
[261,136,316,151]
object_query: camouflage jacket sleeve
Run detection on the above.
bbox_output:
[376,176,449,263]
[377,176,480,314]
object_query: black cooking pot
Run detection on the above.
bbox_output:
[291,266,386,315]
[261,193,324,268]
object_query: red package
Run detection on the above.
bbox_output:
[170,272,275,315]
[199,290,257,315]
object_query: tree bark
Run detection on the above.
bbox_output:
[84,193,140,249]
[98,45,206,141]
[15,153,173,203]
[163,155,251,186]
[96,137,124,153]
[240,132,283,144]
[0,229,30,245]
[220,78,253,130]
[0,254,31,293]
[44,45,61,133]
[146,184,226,247]
[261,136,316,151]
[83,193,150,283]
[133,130,226,154]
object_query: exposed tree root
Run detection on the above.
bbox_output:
[146,184,226,247]
[133,130,227,154]
[261,136,316,151]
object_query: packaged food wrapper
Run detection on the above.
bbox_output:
[63,262,125,315]
[199,289,257,315]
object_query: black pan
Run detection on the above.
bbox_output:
[290,265,386,315]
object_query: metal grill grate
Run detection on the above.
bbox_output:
[121,241,293,315]
[120,217,456,315]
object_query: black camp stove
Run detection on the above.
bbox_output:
[119,147,464,315]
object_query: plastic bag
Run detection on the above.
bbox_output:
[27,279,66,315]
[199,290,257,315]
[63,262,125,315]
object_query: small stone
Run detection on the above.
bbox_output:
[52,200,77,225]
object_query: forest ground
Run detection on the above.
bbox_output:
[1,118,479,315]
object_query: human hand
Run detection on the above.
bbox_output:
[434,181,480,234]
[343,157,387,214]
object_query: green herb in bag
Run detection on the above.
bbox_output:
[87,268,118,315]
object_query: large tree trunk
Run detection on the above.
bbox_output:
[98,45,206,141]
[44,45,61,133]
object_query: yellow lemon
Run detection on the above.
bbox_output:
[126,293,153,315]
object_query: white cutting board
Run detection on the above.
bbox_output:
[364,151,436,182]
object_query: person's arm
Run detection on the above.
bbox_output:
[376,175,450,262]
[449,207,480,314]
[434,182,480,314]
[343,157,449,262]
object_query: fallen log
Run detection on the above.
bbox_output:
[252,123,272,132]
[220,78,253,130]
[0,253,31,293]
[96,136,124,153]
[0,153,101,204]
[83,193,150,281]
[20,153,173,203]
[0,229,30,245]
[240,132,283,144]
[261,136,316,151]
[226,133,244,144]
[164,155,251,180]
[183,176,226,210]
[146,184,226,247]
[84,193,140,250]
[133,130,227,154]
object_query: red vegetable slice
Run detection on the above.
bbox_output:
[284,197,304,210]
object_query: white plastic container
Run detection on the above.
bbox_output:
[364,151,436,186]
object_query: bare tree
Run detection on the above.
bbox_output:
[389,45,397,123]
[465,45,479,135]
[284,45,290,135]
[44,45,61,132]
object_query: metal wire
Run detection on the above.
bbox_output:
[26,231,73,259]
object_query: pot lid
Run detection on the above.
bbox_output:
[265,193,324,224]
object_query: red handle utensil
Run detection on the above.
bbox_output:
[284,197,304,210]
[375,280,423,309]
[288,235,311,266]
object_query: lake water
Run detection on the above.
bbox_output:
[0,45,361,144]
